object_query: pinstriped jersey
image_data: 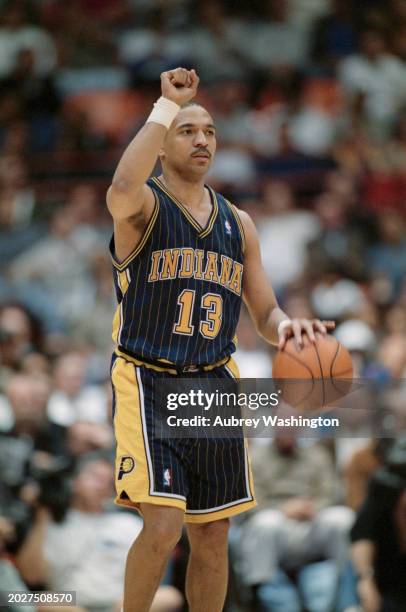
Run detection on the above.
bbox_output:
[110,177,245,366]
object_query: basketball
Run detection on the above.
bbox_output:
[272,334,353,411]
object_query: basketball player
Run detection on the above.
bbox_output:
[107,68,334,612]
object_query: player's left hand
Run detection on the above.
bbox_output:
[278,319,335,351]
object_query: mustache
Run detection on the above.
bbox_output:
[192,148,211,157]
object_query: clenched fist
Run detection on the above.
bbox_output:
[161,68,199,106]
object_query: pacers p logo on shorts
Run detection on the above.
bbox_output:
[118,456,135,480]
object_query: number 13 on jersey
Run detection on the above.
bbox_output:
[173,289,223,339]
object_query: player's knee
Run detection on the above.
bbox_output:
[142,523,182,552]
[188,518,230,549]
[142,508,184,552]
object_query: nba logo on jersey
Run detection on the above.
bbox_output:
[225,220,232,235]
[163,468,172,487]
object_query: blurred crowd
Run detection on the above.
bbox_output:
[0,0,405,611]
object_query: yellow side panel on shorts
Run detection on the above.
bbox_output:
[226,356,240,378]
[111,357,150,500]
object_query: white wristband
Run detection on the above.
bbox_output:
[277,319,292,337]
[146,97,180,129]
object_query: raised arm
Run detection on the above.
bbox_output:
[107,68,199,220]
[106,68,199,260]
[238,209,334,349]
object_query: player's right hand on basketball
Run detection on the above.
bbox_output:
[161,68,199,106]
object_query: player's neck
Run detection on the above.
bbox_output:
[160,171,206,209]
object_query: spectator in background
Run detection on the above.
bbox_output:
[0,155,41,264]
[234,308,272,377]
[0,372,68,545]
[288,0,332,27]
[187,0,249,82]
[344,439,392,511]
[348,109,406,215]
[47,352,108,427]
[334,319,377,375]
[351,437,406,612]
[236,427,353,611]
[0,303,42,381]
[362,108,406,174]
[117,6,190,85]
[392,21,406,63]
[281,291,315,322]
[384,303,406,336]
[237,0,310,73]
[376,334,406,378]
[41,0,117,69]
[324,171,358,209]
[66,183,106,225]
[64,182,110,252]
[245,73,339,157]
[65,421,114,458]
[205,79,256,188]
[0,156,47,316]
[16,456,183,612]
[338,27,406,137]
[207,79,251,148]
[285,96,339,157]
[311,0,358,71]
[0,0,57,78]
[307,191,367,280]
[71,0,131,28]
[368,212,406,301]
[1,373,64,456]
[72,251,116,352]
[0,47,60,152]
[57,103,110,152]
[259,180,320,293]
[9,204,95,329]
[0,514,36,612]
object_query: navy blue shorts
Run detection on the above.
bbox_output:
[111,352,256,523]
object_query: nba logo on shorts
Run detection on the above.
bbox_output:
[163,468,172,487]
[118,456,135,480]
[225,220,232,235]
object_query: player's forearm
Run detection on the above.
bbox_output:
[107,96,181,219]
[257,306,290,346]
[110,121,168,196]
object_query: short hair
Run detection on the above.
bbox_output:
[180,101,209,113]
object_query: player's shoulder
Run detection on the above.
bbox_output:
[228,205,257,248]
[213,192,254,230]
[232,207,253,228]
[213,191,250,250]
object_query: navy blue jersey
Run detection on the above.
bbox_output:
[110,177,245,366]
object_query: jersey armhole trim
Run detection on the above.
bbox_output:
[225,199,246,253]
[111,188,160,271]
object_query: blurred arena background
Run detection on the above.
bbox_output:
[0,1,405,611]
